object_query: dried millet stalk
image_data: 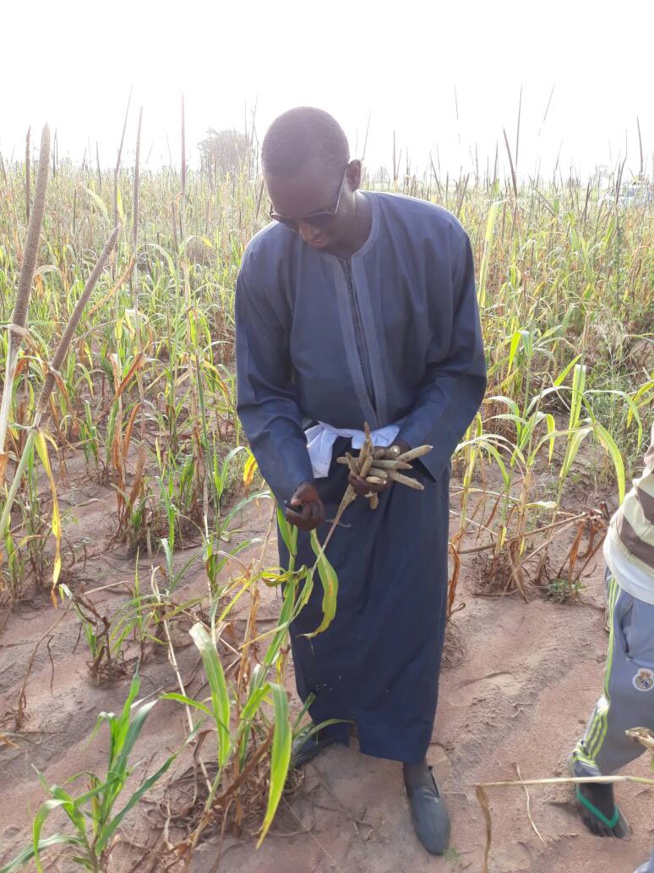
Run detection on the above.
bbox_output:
[12,125,51,330]
[0,125,51,484]
[35,225,120,421]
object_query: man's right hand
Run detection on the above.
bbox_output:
[284,481,326,531]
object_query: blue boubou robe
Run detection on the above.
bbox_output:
[236,192,486,762]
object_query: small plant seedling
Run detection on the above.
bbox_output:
[0,675,177,873]
[543,577,586,603]
[444,845,463,866]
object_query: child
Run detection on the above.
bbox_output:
[569,424,654,872]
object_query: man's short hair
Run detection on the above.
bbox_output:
[262,107,350,181]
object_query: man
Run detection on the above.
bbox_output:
[235,107,486,854]
[569,425,654,872]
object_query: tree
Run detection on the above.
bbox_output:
[198,128,252,177]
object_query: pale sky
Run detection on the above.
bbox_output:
[3,0,654,180]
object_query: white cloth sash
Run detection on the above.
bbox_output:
[305,421,402,479]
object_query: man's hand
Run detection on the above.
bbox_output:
[285,481,326,531]
[347,440,412,497]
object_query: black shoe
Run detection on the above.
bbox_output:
[291,729,335,769]
[406,765,451,855]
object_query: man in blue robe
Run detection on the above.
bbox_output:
[235,107,486,854]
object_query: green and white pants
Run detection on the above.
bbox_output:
[573,572,654,776]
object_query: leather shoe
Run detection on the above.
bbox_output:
[406,766,451,855]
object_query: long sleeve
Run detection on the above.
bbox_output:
[397,229,487,480]
[235,261,314,503]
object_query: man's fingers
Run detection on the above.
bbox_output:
[373,440,411,461]
[284,499,325,530]
[309,500,326,525]
[348,472,388,495]
[348,473,369,496]
[285,508,313,530]
[284,503,309,524]
[285,501,308,518]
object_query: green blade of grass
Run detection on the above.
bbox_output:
[257,682,292,847]
[32,798,84,873]
[0,834,86,873]
[304,530,339,638]
[190,622,231,767]
[96,751,178,853]
[591,421,627,503]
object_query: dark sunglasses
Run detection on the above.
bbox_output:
[269,165,350,230]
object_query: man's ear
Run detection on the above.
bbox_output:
[346,159,362,192]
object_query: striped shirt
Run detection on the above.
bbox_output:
[604,425,654,604]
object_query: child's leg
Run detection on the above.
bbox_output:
[576,579,654,774]
[570,573,654,837]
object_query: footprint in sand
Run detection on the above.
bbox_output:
[492,841,534,869]
[446,671,522,707]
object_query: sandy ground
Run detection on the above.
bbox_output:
[1,468,653,873]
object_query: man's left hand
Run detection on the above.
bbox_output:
[348,440,412,496]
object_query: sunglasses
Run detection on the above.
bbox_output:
[269,165,350,231]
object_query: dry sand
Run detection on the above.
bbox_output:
[1,469,652,873]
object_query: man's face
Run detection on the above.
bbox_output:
[265,157,360,251]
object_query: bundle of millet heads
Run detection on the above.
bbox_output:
[336,423,432,510]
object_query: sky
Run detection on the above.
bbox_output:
[3,0,654,181]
